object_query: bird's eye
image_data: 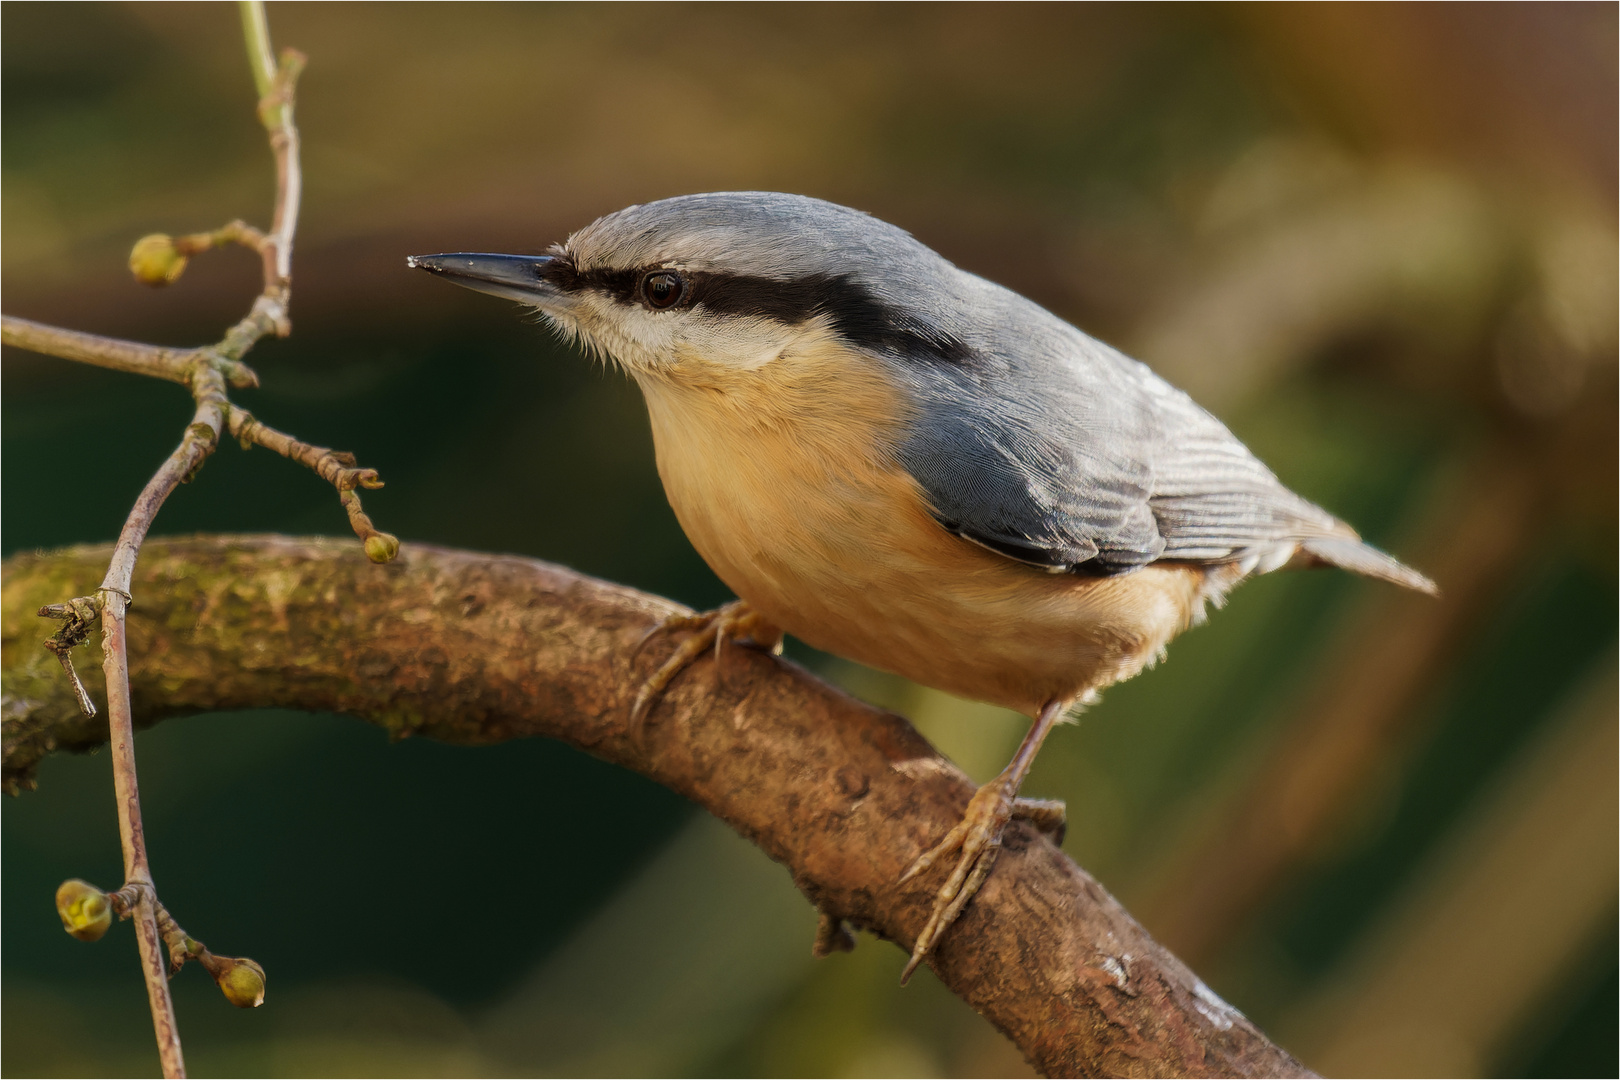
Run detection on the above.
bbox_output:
[642,271,684,309]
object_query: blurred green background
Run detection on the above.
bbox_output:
[3,3,1615,1076]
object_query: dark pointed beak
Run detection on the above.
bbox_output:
[406,252,563,306]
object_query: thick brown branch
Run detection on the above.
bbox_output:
[2,536,1315,1079]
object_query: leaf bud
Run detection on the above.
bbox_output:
[207,955,267,1008]
[363,532,400,564]
[55,879,112,942]
[129,233,189,286]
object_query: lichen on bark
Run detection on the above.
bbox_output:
[2,534,1314,1078]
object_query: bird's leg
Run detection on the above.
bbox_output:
[897,697,1070,984]
[629,599,784,745]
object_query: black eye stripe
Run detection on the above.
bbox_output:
[684,271,977,366]
[546,257,976,366]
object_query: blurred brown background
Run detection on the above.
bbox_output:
[3,3,1615,1076]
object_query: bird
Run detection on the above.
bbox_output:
[407,192,1436,982]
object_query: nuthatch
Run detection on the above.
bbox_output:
[409,192,1435,981]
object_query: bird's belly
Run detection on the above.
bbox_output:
[648,400,1202,715]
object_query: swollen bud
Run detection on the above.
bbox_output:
[206,955,267,1008]
[55,879,112,942]
[129,233,189,286]
[363,532,400,564]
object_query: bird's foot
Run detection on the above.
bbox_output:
[897,779,1066,984]
[629,599,783,745]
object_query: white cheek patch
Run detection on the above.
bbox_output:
[565,294,822,377]
[679,315,806,371]
[564,295,680,372]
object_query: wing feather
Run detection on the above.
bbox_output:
[886,276,1428,591]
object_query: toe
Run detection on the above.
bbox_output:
[898,819,970,884]
[627,601,780,744]
[1013,797,1067,841]
[897,780,1029,983]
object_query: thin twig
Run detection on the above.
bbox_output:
[99,587,185,1076]
[92,367,227,1078]
[4,536,1317,1078]
[1,5,314,1075]
[241,0,303,321]
[0,316,260,388]
[104,882,265,1006]
[46,647,97,718]
[227,410,382,492]
[100,371,228,600]
[173,219,267,259]
[39,596,102,718]
[225,409,395,556]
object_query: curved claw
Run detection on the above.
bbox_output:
[627,600,783,748]
[628,617,724,745]
[632,609,715,660]
[898,818,972,886]
[901,844,1002,985]
[897,788,1067,985]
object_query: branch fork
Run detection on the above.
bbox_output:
[11,536,1319,1077]
[3,6,371,1075]
[2,4,1322,1076]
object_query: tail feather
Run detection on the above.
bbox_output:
[1298,535,1438,596]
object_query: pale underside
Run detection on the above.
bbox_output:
[636,331,1231,718]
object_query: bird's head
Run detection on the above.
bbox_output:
[408,192,980,382]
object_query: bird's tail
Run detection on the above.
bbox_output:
[1297,535,1438,596]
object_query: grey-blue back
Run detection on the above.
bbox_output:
[571,191,1411,584]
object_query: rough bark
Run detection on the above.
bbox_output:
[2,534,1314,1079]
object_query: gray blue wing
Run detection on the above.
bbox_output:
[894,342,1168,573]
[891,314,1379,578]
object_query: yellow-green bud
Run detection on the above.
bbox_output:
[363,532,400,564]
[129,234,188,286]
[55,879,112,942]
[211,956,267,1008]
